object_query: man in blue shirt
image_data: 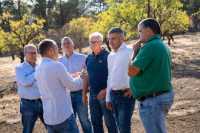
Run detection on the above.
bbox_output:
[83,32,117,133]
[59,37,92,133]
[15,44,45,133]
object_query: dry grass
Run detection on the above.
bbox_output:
[0,33,199,133]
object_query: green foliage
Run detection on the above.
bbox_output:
[92,1,146,39]
[31,0,91,28]
[92,0,189,40]
[0,28,6,53]
[3,15,45,53]
[148,0,190,35]
[64,17,94,51]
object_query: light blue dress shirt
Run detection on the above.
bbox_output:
[15,61,40,100]
[35,57,82,125]
[59,52,86,92]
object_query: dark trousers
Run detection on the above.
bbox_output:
[70,90,92,133]
[46,114,79,133]
[20,98,45,133]
[111,91,135,133]
[89,94,118,133]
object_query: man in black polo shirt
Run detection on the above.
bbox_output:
[83,32,117,133]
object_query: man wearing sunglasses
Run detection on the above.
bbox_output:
[15,44,46,133]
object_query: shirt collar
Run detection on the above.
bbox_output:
[42,57,54,62]
[112,42,126,53]
[65,52,76,59]
[92,48,106,56]
[146,34,161,43]
[24,60,36,68]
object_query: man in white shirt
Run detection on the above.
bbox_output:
[106,27,135,133]
[59,37,92,133]
[35,39,81,133]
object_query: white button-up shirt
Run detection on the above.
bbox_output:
[106,43,133,102]
[59,52,86,92]
[35,57,82,125]
[15,61,40,100]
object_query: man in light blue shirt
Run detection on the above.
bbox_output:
[59,37,92,133]
[35,39,82,133]
[15,44,45,133]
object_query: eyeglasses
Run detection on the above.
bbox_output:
[90,40,100,44]
[27,52,37,55]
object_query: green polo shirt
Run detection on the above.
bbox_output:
[129,34,173,99]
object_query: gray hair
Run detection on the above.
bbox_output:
[89,32,104,42]
[24,44,37,54]
[61,36,74,48]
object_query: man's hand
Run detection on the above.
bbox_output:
[106,102,113,111]
[82,92,88,105]
[128,65,140,77]
[96,89,106,100]
[132,40,142,60]
[70,72,81,78]
[80,69,88,79]
[133,40,142,51]
[123,89,132,98]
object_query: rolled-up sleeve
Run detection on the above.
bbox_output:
[56,63,83,91]
[15,66,35,87]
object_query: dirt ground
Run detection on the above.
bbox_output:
[0,33,199,133]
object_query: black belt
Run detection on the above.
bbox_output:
[21,98,41,102]
[70,90,82,95]
[111,90,127,95]
[138,90,169,102]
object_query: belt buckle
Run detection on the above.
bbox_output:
[152,93,157,97]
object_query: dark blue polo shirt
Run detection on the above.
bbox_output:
[86,49,109,95]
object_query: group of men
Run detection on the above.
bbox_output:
[15,18,174,133]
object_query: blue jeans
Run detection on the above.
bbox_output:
[111,91,135,133]
[47,114,79,133]
[20,98,45,133]
[139,90,174,133]
[70,90,92,133]
[89,94,118,133]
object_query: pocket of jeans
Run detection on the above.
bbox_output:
[160,101,173,114]
[20,100,34,114]
[139,99,154,112]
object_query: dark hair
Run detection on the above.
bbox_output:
[38,39,57,56]
[139,18,161,34]
[108,27,125,36]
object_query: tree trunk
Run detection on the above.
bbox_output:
[147,0,151,18]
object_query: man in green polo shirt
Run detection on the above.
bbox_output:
[129,18,174,133]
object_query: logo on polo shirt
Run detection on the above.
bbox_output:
[98,60,103,63]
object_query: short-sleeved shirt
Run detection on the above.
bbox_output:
[129,35,173,99]
[86,49,109,95]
